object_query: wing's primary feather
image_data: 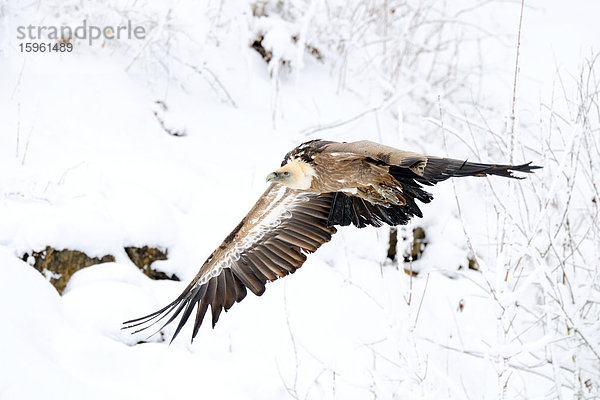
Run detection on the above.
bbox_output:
[123,184,336,343]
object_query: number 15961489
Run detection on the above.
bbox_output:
[19,42,73,52]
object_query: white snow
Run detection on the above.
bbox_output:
[1,0,599,399]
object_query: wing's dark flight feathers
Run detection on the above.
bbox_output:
[228,268,249,303]
[122,297,179,328]
[296,205,330,219]
[292,213,334,234]
[276,231,315,251]
[240,256,268,285]
[349,198,364,227]
[401,193,422,218]
[260,247,295,272]
[267,239,305,266]
[360,201,383,227]
[353,198,371,228]
[287,224,317,241]
[246,252,277,281]
[222,269,240,309]
[292,224,326,242]
[288,217,324,237]
[380,202,407,225]
[164,298,193,343]
[123,284,203,336]
[281,229,320,251]
[342,197,353,226]
[289,211,317,226]
[327,192,415,228]
[231,262,265,295]
[277,230,307,247]
[170,287,206,343]
[190,281,214,340]
[343,194,359,227]
[211,273,227,326]
[231,271,248,303]
[378,207,396,225]
[327,193,345,227]
[253,249,287,277]
[292,219,334,241]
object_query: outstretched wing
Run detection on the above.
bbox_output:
[323,140,540,182]
[322,140,540,228]
[123,184,336,343]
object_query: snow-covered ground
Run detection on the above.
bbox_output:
[1,1,599,399]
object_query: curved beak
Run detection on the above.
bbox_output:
[266,172,279,183]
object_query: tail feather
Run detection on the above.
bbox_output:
[420,158,541,183]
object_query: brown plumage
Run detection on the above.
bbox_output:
[123,139,540,342]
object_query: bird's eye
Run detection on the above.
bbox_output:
[283,171,290,176]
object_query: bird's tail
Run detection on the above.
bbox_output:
[416,158,541,184]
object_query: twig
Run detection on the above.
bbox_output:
[437,96,501,305]
[126,9,170,71]
[185,63,237,108]
[300,94,399,136]
[412,273,430,329]
[10,60,26,100]
[21,126,33,166]
[16,103,20,158]
[277,285,300,400]
[509,0,525,164]
[419,337,571,387]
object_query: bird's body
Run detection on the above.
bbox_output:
[124,139,540,342]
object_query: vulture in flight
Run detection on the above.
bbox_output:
[123,139,540,342]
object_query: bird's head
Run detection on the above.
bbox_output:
[266,159,315,190]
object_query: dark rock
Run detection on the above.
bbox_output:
[124,246,179,281]
[251,36,272,63]
[387,227,398,261]
[402,227,427,276]
[23,246,114,294]
[467,255,479,271]
[403,226,427,263]
[22,245,179,295]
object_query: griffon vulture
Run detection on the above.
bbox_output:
[123,139,540,342]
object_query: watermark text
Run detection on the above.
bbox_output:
[16,20,146,45]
